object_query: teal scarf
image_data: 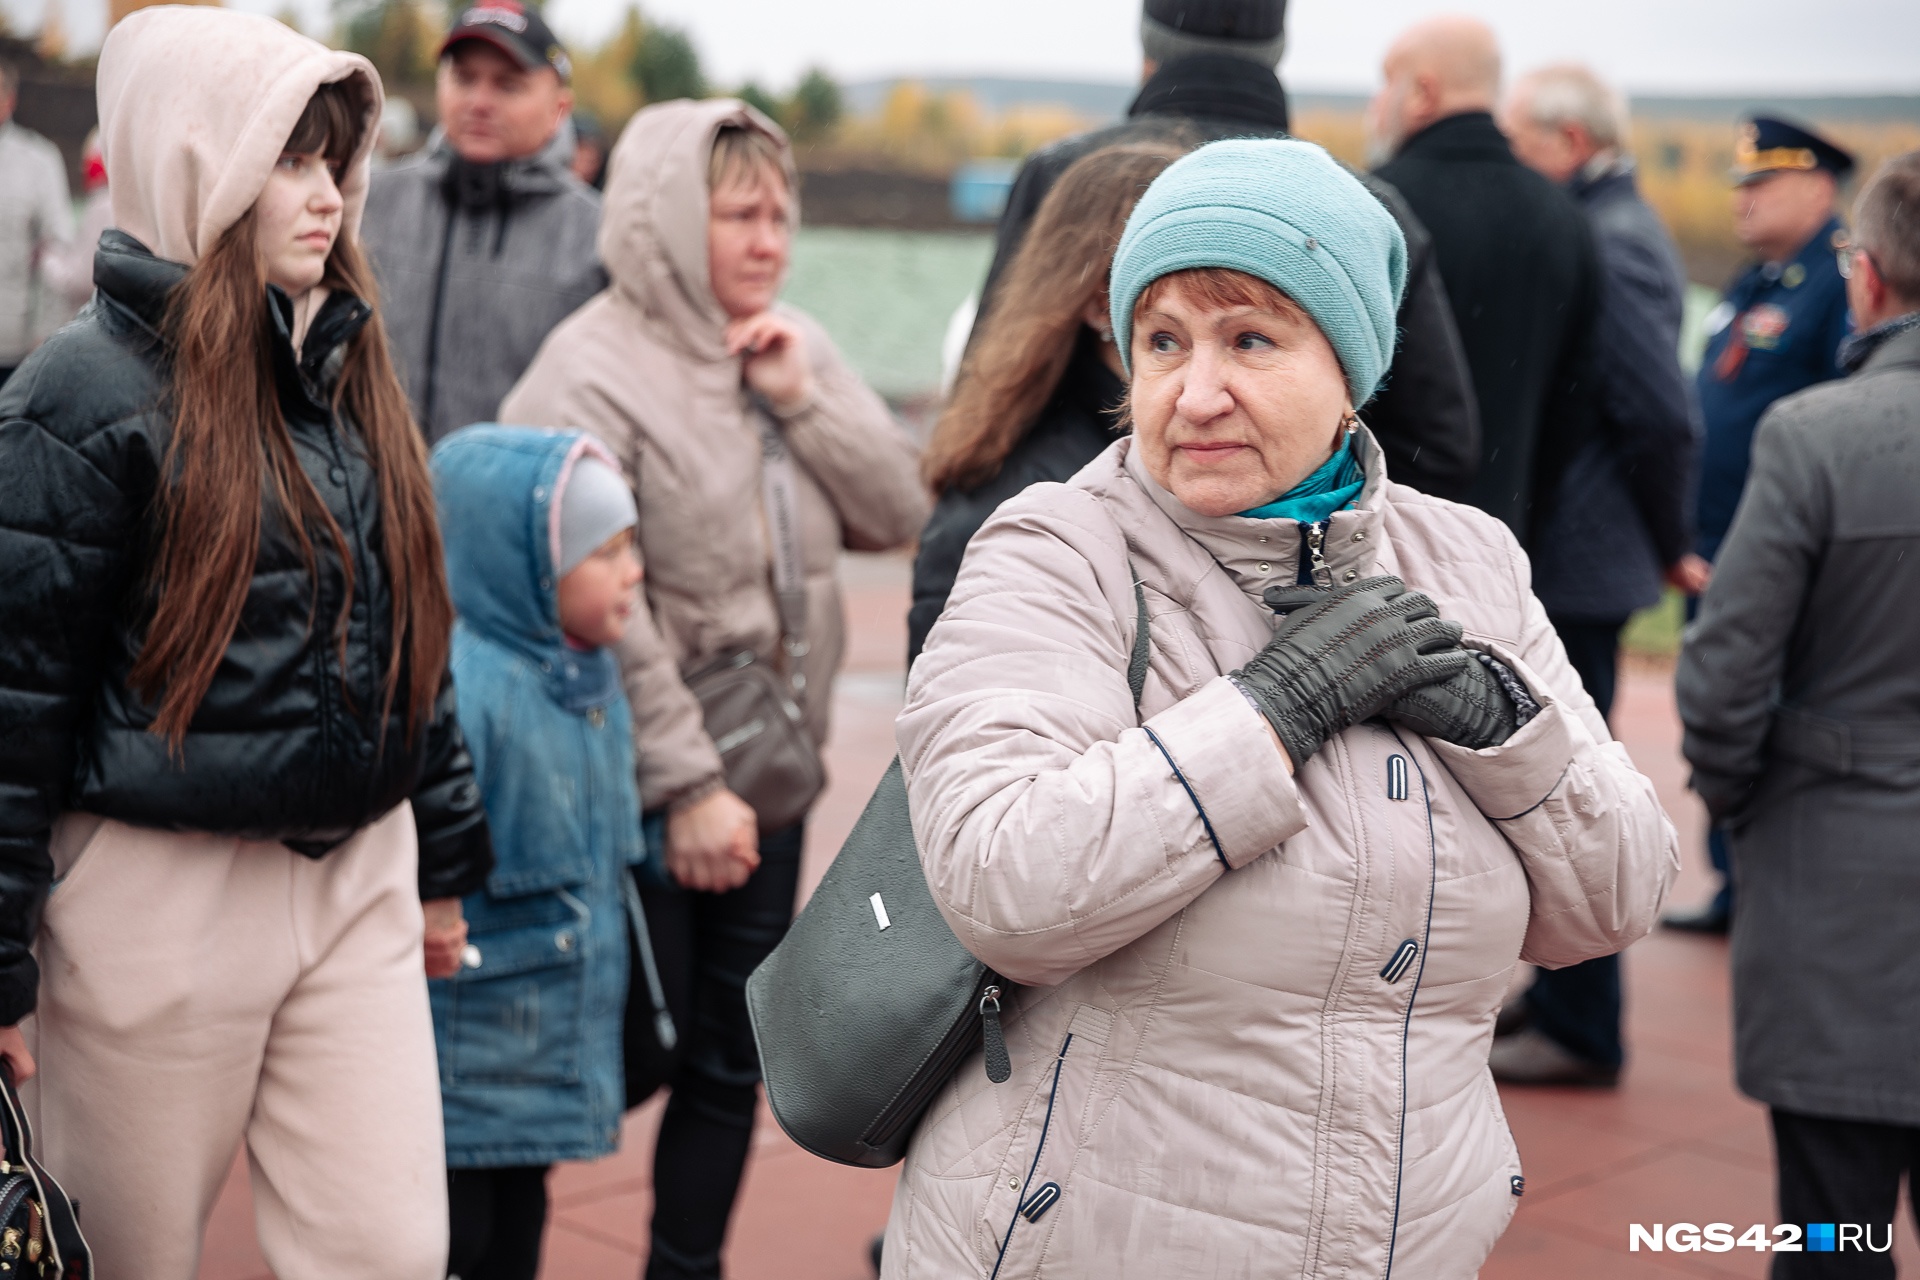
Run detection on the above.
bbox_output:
[1237,438,1364,523]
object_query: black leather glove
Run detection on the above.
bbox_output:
[1232,577,1469,769]
[1386,651,1523,750]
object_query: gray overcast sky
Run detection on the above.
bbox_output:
[11,0,1920,95]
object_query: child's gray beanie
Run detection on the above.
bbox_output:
[557,456,637,576]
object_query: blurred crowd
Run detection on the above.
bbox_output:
[0,1,1917,1278]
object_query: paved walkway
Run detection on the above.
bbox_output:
[199,552,1918,1279]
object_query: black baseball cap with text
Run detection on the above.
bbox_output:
[440,1,572,83]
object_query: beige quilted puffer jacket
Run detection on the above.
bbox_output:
[888,430,1677,1278]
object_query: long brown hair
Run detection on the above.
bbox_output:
[131,81,451,749]
[921,140,1186,495]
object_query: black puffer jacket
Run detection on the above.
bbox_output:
[907,328,1125,665]
[0,232,492,1023]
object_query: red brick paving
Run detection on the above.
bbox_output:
[195,554,1919,1278]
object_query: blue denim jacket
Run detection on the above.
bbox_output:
[429,425,650,1167]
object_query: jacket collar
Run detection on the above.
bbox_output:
[93,229,372,417]
[1128,53,1290,132]
[1392,111,1514,165]
[1117,427,1390,604]
[421,130,576,201]
[267,285,373,418]
[1567,153,1637,204]
[93,229,187,333]
[1846,314,1920,375]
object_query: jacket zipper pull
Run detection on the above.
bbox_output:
[980,985,1011,1083]
[1302,521,1333,588]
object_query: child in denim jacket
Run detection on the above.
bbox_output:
[429,425,673,1280]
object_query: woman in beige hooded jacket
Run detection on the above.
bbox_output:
[889,139,1674,1278]
[500,99,925,1277]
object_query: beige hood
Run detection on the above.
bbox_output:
[98,6,381,266]
[597,97,796,360]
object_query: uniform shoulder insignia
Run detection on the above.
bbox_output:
[1783,263,1806,288]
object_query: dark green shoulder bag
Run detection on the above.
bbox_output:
[745,572,1151,1167]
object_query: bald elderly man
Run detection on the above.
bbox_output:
[1371,16,1599,541]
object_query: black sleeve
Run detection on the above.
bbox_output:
[1353,174,1480,501]
[978,145,1075,316]
[1591,235,1698,567]
[907,488,997,668]
[1529,222,1604,545]
[410,675,493,900]
[0,400,140,1025]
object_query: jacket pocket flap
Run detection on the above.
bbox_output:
[453,917,588,981]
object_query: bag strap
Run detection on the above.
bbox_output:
[757,408,810,695]
[1127,559,1150,717]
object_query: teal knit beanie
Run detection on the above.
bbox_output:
[1109,138,1408,404]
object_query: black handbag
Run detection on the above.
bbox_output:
[745,572,1151,1167]
[0,1064,91,1277]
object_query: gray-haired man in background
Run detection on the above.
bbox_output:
[1677,151,1920,1276]
[1487,64,1698,1086]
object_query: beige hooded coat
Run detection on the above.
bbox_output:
[889,431,1677,1278]
[500,100,927,810]
[99,5,380,266]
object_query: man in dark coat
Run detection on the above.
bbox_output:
[1665,116,1856,935]
[975,0,1481,501]
[1488,64,1699,1086]
[361,3,605,442]
[1370,16,1598,540]
[1676,152,1920,1265]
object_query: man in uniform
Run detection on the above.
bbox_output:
[1665,117,1854,934]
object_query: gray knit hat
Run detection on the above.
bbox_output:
[1141,0,1287,70]
[557,455,637,576]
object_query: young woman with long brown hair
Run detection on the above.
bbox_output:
[907,140,1186,662]
[0,10,490,1277]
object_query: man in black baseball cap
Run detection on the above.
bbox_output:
[361,0,605,443]
[440,0,573,87]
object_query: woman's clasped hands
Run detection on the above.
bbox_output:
[1229,575,1522,770]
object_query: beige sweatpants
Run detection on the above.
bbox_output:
[21,804,449,1280]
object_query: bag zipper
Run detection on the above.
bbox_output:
[0,1073,70,1275]
[979,985,1011,1083]
[1300,520,1333,587]
[862,974,1006,1149]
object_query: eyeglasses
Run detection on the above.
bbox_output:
[1837,241,1873,280]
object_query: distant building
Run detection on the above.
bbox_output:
[950,158,1016,223]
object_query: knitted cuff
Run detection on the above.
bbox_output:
[1473,652,1540,729]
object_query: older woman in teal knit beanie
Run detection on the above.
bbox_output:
[1108,137,1412,524]
[888,136,1674,1280]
